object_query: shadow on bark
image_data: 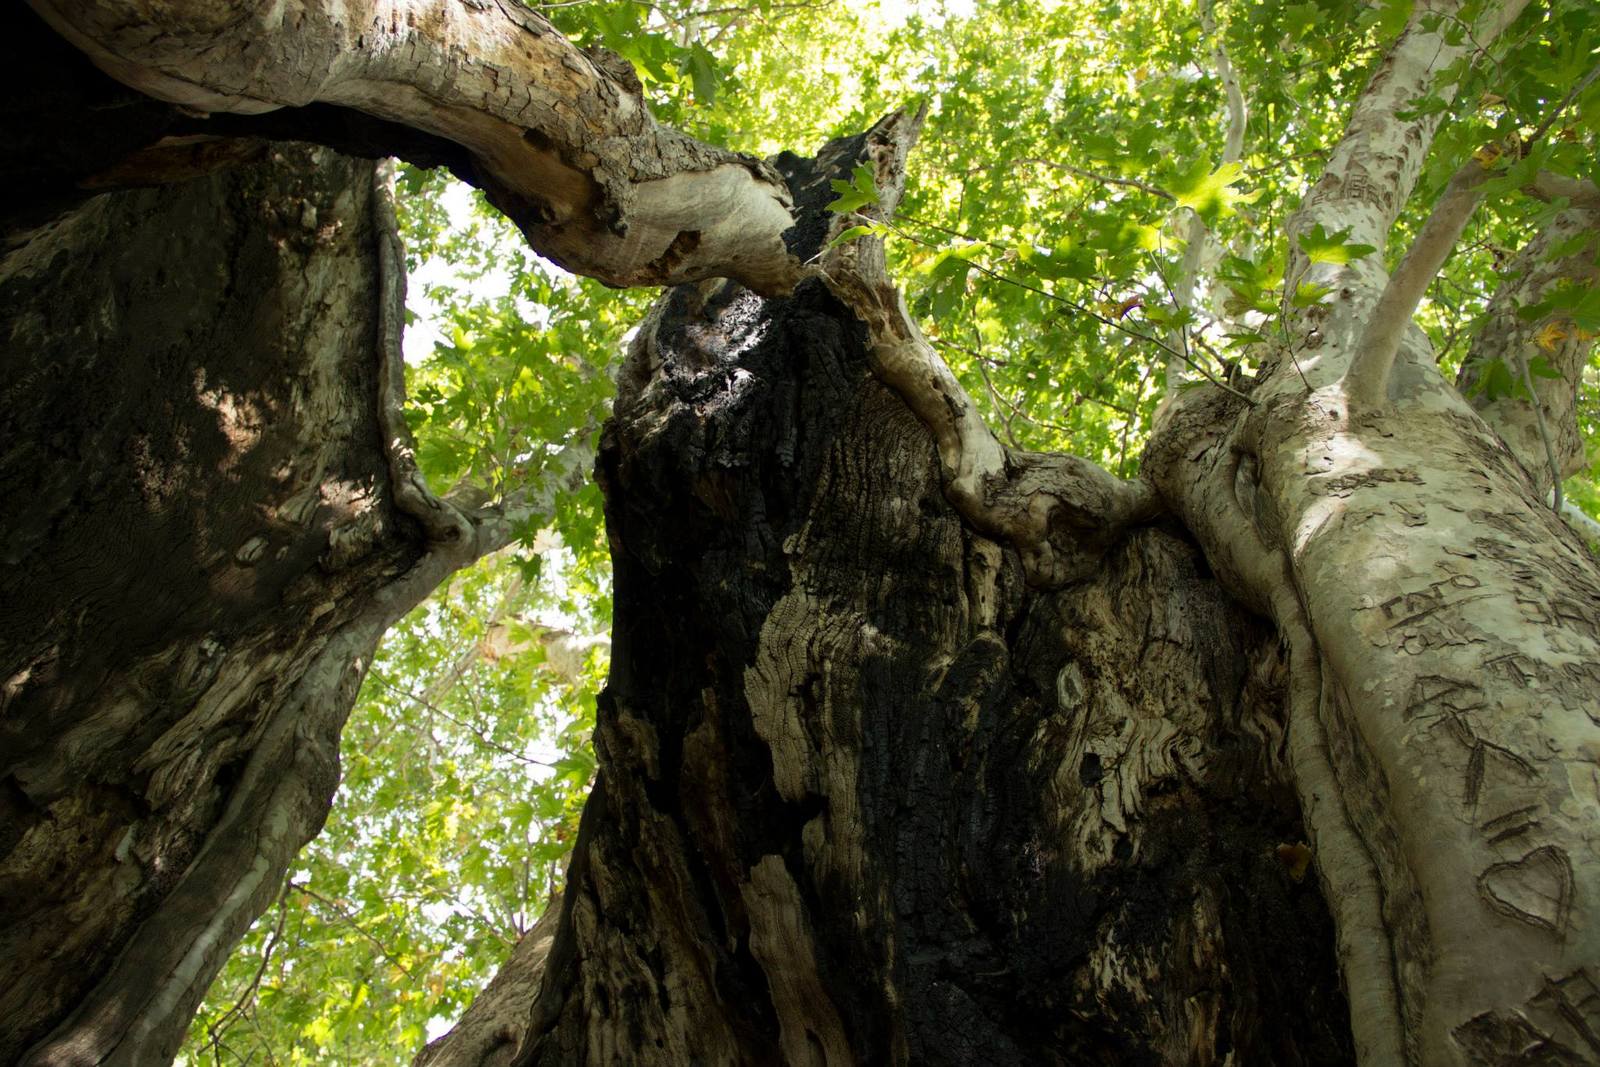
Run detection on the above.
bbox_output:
[0,139,424,1061]
[481,127,1356,1066]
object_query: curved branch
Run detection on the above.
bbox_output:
[1346,153,1495,407]
[28,0,802,293]
[820,109,1161,587]
[374,160,478,546]
[1285,0,1529,296]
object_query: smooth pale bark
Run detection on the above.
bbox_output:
[26,0,801,294]
[1144,4,1600,1062]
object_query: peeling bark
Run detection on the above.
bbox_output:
[27,0,802,293]
[486,125,1353,1067]
[0,144,427,1062]
[8,2,1599,1064]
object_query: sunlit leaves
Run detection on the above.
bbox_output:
[187,0,1600,1056]
[826,163,883,215]
[1167,159,1259,223]
[1297,222,1378,265]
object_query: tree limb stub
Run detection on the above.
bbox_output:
[819,109,1161,587]
[28,0,803,293]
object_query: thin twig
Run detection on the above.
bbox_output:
[288,881,417,980]
[1526,60,1600,145]
[371,674,555,768]
[207,884,292,1061]
[1023,158,1175,201]
[1519,354,1565,512]
[853,211,1256,406]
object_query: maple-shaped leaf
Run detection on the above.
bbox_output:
[1299,222,1378,265]
[1169,160,1259,223]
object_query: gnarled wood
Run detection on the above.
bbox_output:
[488,124,1353,1067]
[27,0,802,293]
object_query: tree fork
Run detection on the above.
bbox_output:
[428,119,1358,1066]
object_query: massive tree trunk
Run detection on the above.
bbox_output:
[460,121,1356,1067]
[0,18,518,1061]
[0,140,418,1061]
[7,1,1600,1065]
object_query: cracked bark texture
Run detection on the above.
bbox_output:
[0,141,437,1063]
[474,129,1355,1067]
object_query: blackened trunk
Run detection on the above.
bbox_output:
[0,144,425,1061]
[511,132,1354,1066]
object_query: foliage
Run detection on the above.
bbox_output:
[186,0,1600,1060]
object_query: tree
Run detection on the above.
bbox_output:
[3,0,1598,1064]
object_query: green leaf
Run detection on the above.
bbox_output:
[1169,160,1259,223]
[1528,355,1564,380]
[684,42,720,105]
[926,255,973,320]
[827,224,885,248]
[825,164,881,215]
[1468,357,1518,400]
[1291,281,1335,307]
[1298,223,1378,265]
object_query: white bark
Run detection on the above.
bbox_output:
[28,0,802,293]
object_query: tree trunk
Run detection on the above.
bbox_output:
[0,131,459,1064]
[428,124,1354,1067]
[9,2,1600,1064]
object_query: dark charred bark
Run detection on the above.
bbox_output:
[0,144,426,1061]
[508,133,1355,1066]
[0,5,473,246]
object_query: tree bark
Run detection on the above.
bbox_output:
[456,123,1353,1067]
[25,0,802,294]
[9,2,1600,1064]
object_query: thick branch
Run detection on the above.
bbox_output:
[374,160,479,546]
[1346,154,1495,407]
[820,110,1160,587]
[414,900,562,1067]
[1285,0,1528,295]
[28,0,801,292]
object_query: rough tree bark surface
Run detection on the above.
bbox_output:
[9,0,1600,1063]
[420,124,1354,1067]
[0,142,425,1062]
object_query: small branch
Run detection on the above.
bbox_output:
[1525,59,1600,145]
[1557,497,1600,543]
[1526,170,1600,206]
[373,161,478,548]
[1520,353,1564,512]
[288,881,417,980]
[370,674,556,768]
[1166,0,1247,394]
[1023,158,1174,201]
[818,109,1163,588]
[1346,154,1496,407]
